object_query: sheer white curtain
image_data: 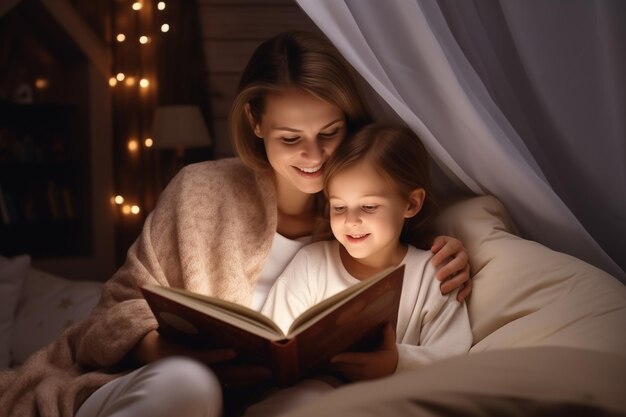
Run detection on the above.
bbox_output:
[296,0,625,282]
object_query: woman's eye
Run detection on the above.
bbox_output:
[319,129,339,138]
[332,206,346,214]
[280,136,301,144]
[361,205,378,213]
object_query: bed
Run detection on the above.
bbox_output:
[1,195,625,415]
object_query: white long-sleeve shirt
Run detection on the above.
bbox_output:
[261,240,472,372]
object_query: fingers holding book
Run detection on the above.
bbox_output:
[329,323,398,382]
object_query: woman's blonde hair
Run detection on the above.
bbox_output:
[229,30,372,171]
[323,123,439,249]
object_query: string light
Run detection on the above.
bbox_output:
[111,0,158,220]
[35,78,49,89]
[128,139,139,152]
[161,24,170,33]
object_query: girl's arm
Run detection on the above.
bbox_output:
[431,235,472,301]
[395,288,472,372]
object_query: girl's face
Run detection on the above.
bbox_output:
[253,89,346,196]
[328,162,423,271]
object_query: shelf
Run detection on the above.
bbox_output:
[0,219,90,257]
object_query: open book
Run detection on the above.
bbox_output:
[140,265,404,386]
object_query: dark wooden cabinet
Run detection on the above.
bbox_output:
[0,100,91,257]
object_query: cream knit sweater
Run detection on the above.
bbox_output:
[0,158,278,417]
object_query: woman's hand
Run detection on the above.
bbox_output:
[431,235,472,302]
[329,323,398,382]
[130,330,271,389]
[130,329,236,365]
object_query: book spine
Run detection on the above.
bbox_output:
[0,185,9,224]
[270,338,299,387]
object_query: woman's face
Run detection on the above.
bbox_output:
[253,88,346,195]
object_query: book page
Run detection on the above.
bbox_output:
[143,285,285,338]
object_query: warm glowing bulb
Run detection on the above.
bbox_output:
[157,2,165,10]
[139,78,149,88]
[122,205,132,215]
[114,195,124,205]
[35,78,49,89]
[161,23,170,33]
[125,76,136,86]
[109,77,118,87]
[144,138,153,147]
[131,205,141,215]
[116,72,125,81]
[132,2,142,11]
[139,36,150,44]
[128,139,139,151]
[116,33,126,42]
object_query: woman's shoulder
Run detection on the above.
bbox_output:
[179,158,252,182]
[169,158,272,194]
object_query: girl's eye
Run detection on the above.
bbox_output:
[332,206,346,214]
[319,129,339,139]
[280,136,301,144]
[361,205,378,213]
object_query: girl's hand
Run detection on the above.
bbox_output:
[329,323,398,382]
[130,329,237,365]
[431,235,472,302]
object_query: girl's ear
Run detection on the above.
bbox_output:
[244,103,262,138]
[405,188,426,219]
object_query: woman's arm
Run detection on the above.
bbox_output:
[129,329,235,365]
[430,235,472,301]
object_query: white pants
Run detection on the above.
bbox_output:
[75,356,336,417]
[75,357,223,417]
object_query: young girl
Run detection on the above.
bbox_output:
[262,124,472,383]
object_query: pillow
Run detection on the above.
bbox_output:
[0,254,29,369]
[9,267,102,366]
[434,195,626,356]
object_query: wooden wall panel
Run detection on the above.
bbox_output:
[200,6,318,40]
[198,2,320,158]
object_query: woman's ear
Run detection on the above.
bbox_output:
[405,188,426,219]
[244,103,262,138]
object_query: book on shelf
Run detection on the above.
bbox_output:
[0,185,9,224]
[140,264,405,387]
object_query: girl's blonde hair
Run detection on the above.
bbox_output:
[323,124,439,248]
[229,30,372,171]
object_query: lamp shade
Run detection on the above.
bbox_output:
[152,105,212,149]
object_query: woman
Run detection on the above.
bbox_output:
[0,30,470,417]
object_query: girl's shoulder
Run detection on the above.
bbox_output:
[403,245,437,278]
[295,240,338,259]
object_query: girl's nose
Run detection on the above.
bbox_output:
[345,209,362,226]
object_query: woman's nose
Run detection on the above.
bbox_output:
[302,139,323,162]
